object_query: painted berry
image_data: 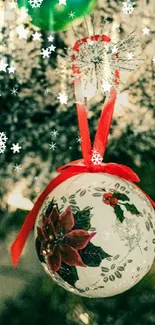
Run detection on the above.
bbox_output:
[103,193,118,207]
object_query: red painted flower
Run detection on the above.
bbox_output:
[103,192,118,208]
[37,206,96,273]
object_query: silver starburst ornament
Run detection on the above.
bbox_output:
[68,31,142,100]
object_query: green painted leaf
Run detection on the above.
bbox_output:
[70,205,80,213]
[92,193,102,197]
[117,266,125,271]
[69,200,77,205]
[114,192,130,201]
[101,267,109,272]
[83,206,93,211]
[78,288,87,293]
[94,187,106,192]
[45,198,59,216]
[73,208,92,231]
[113,254,120,260]
[109,275,115,281]
[115,271,122,278]
[57,262,79,287]
[145,221,150,231]
[98,286,105,289]
[80,242,111,267]
[69,194,75,199]
[148,218,153,229]
[80,190,86,197]
[114,205,125,223]
[35,237,46,264]
[61,196,67,204]
[124,203,140,215]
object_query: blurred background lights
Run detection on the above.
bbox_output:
[79,313,89,325]
[7,181,33,210]
[7,191,33,210]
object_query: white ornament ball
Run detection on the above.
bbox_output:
[35,173,155,298]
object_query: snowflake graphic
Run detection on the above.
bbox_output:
[51,130,58,137]
[0,132,8,142]
[114,218,143,252]
[122,1,135,15]
[76,136,82,143]
[0,132,8,154]
[28,0,43,8]
[49,142,57,150]
[14,164,22,172]
[11,87,18,95]
[10,143,22,153]
[142,27,150,35]
[40,48,51,59]
[0,142,6,153]
[48,35,54,42]
[68,11,75,19]
[91,149,103,166]
[48,44,56,52]
[57,92,68,105]
[102,81,112,93]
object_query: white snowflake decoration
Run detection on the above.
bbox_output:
[11,88,18,95]
[57,92,68,105]
[114,218,143,252]
[68,11,75,19]
[14,164,22,172]
[0,142,6,153]
[48,44,56,53]
[0,132,8,143]
[28,0,43,8]
[122,1,135,15]
[51,130,59,137]
[49,142,57,150]
[91,149,103,166]
[0,132,8,154]
[40,48,51,59]
[76,136,82,143]
[10,143,22,153]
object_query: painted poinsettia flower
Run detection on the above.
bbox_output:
[37,206,96,273]
[103,192,118,208]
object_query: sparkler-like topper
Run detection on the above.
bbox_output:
[67,15,142,100]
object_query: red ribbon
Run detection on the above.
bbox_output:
[11,35,155,268]
[72,35,119,166]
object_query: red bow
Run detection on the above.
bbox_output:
[11,35,155,268]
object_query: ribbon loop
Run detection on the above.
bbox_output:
[72,34,119,163]
[93,89,117,158]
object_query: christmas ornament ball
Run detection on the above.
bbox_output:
[35,173,155,298]
[17,0,97,31]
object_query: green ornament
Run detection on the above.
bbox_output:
[17,0,97,31]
